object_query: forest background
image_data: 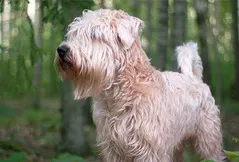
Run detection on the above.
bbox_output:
[0,0,239,161]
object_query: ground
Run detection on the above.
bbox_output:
[0,98,99,162]
[0,98,238,161]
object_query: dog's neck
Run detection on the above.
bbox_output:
[95,40,157,113]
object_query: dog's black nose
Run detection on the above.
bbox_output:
[57,45,69,58]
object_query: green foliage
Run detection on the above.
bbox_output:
[9,0,27,12]
[0,105,16,116]
[43,0,95,24]
[0,105,17,126]
[225,150,239,162]
[0,141,27,153]
[222,100,239,115]
[51,153,85,162]
[0,148,5,154]
[0,0,3,13]
[0,103,60,132]
[0,0,96,99]
[0,152,26,162]
[25,108,58,125]
[200,160,214,162]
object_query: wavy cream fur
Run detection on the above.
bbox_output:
[55,9,224,162]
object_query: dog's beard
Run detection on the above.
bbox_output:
[72,68,109,99]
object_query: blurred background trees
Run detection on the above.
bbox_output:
[0,0,238,161]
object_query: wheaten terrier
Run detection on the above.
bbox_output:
[55,9,225,162]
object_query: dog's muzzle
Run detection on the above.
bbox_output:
[57,45,69,59]
[56,45,75,71]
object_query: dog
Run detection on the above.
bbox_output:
[55,9,224,162]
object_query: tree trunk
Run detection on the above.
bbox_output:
[212,0,222,104]
[232,0,239,100]
[194,0,211,85]
[33,0,42,108]
[206,1,222,103]
[59,2,92,155]
[131,0,139,16]
[0,4,3,56]
[145,0,152,55]
[59,80,91,155]
[100,0,105,8]
[172,0,186,71]
[156,0,168,70]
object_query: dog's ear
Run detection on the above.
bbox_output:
[115,12,143,49]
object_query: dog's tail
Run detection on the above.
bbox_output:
[176,42,203,80]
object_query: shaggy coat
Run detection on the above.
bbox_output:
[55,9,224,162]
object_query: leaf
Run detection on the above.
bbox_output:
[51,153,85,162]
[0,152,26,162]
[224,150,239,160]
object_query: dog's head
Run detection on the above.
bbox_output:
[55,9,143,99]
